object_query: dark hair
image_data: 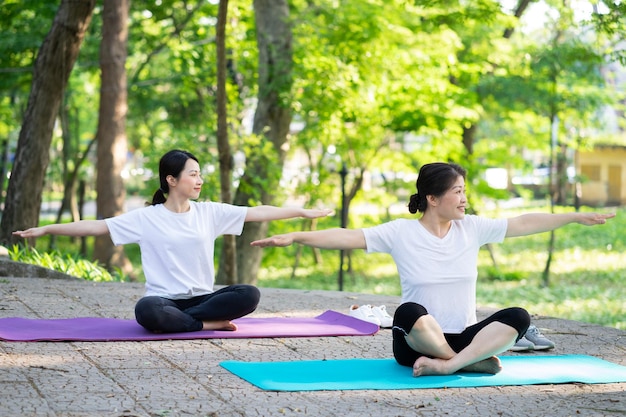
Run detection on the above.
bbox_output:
[149,150,199,205]
[408,162,466,214]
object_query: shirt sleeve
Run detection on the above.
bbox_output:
[105,209,144,246]
[467,215,507,245]
[362,220,401,254]
[206,202,247,237]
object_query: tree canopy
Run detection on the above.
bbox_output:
[0,0,624,281]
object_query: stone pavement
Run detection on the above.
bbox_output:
[0,275,624,417]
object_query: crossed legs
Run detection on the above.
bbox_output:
[392,302,530,376]
[135,284,261,333]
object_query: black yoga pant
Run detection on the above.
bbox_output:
[134,284,260,333]
[392,302,531,367]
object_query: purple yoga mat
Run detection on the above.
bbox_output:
[0,310,379,342]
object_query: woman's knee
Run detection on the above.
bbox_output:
[392,303,429,367]
[242,284,261,306]
[134,296,168,329]
[229,284,261,315]
[393,302,428,333]
[495,307,531,339]
[228,284,260,309]
[135,296,163,314]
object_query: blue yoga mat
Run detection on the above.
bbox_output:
[220,355,626,391]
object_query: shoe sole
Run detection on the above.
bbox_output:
[509,346,534,352]
[529,345,555,350]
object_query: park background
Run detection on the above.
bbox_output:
[0,0,624,329]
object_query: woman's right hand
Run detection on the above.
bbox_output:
[13,227,46,238]
[250,234,294,247]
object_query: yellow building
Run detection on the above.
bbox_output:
[576,145,626,206]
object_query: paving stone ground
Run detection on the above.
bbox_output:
[0,275,624,417]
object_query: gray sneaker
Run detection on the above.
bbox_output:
[510,336,535,352]
[523,325,555,350]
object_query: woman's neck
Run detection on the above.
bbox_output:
[163,197,191,213]
[418,214,452,239]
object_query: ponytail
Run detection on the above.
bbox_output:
[150,187,167,206]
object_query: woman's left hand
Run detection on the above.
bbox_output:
[302,208,334,219]
[577,212,616,225]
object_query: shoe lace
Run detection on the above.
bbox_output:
[526,325,543,338]
[373,305,391,318]
[362,305,377,317]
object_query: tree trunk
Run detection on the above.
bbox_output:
[59,101,81,222]
[462,124,476,156]
[542,230,555,287]
[0,0,96,246]
[229,0,293,284]
[93,0,133,279]
[0,138,9,203]
[48,103,79,250]
[555,142,568,205]
[503,0,533,38]
[542,111,560,287]
[215,0,238,286]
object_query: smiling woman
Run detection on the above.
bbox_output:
[12,149,333,335]
[251,161,615,377]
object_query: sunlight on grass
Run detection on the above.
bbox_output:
[497,248,624,275]
[553,249,625,273]
[476,277,626,329]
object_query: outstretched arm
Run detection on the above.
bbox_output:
[505,212,615,238]
[251,228,366,250]
[245,205,332,222]
[13,220,110,239]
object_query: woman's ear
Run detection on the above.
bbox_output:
[426,194,437,207]
[166,175,177,188]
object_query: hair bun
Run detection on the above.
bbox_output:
[408,193,420,214]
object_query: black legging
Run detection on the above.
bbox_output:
[392,302,531,367]
[134,284,261,333]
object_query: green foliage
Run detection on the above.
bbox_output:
[8,245,124,282]
[0,0,58,91]
[288,0,489,212]
[3,0,624,213]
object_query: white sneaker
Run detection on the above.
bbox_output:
[348,305,381,326]
[371,305,393,328]
[523,325,556,350]
[510,336,535,352]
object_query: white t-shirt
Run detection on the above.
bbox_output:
[362,215,507,333]
[105,201,247,299]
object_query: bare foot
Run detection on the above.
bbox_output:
[202,320,238,331]
[413,355,502,377]
[412,356,451,376]
[460,356,502,374]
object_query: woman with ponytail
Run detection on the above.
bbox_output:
[251,162,614,377]
[14,149,332,333]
